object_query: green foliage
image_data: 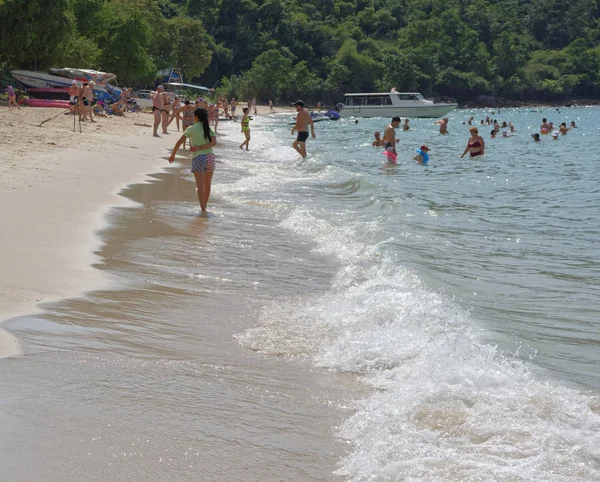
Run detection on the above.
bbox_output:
[0,0,75,70]
[3,0,600,102]
[164,17,212,81]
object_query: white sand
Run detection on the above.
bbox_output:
[0,107,178,357]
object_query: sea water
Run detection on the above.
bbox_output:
[2,107,600,481]
[231,107,600,480]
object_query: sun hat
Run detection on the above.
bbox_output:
[420,145,430,151]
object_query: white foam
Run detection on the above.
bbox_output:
[234,114,600,480]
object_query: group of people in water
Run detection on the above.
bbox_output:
[161,94,581,214]
[369,113,580,165]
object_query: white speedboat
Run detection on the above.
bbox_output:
[337,92,457,118]
[10,68,121,102]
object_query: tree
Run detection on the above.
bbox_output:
[245,49,293,101]
[0,0,75,69]
[99,6,156,85]
[167,17,213,82]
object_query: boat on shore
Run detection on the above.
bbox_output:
[10,68,121,102]
[336,92,457,118]
[26,88,70,100]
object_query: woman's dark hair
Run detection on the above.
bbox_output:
[194,108,212,141]
[243,107,248,113]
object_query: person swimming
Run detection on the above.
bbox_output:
[372,131,385,147]
[531,133,541,142]
[414,145,430,165]
[559,122,569,135]
[540,117,551,134]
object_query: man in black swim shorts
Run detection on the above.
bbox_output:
[291,100,315,158]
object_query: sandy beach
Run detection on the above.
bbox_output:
[0,105,357,481]
[0,102,295,357]
[0,107,173,356]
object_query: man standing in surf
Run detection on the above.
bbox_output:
[382,116,401,163]
[291,100,315,158]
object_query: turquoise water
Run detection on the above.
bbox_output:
[228,107,600,480]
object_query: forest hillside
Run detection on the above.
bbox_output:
[1,0,599,103]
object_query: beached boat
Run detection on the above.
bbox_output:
[26,88,70,100]
[336,92,457,118]
[10,68,121,102]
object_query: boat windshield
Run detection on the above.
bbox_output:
[344,95,393,106]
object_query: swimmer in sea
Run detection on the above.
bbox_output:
[372,131,385,147]
[460,126,485,158]
[531,133,541,142]
[540,117,551,134]
[490,129,497,139]
[414,145,430,165]
[559,122,569,135]
[436,117,449,134]
[403,118,410,131]
[570,121,577,129]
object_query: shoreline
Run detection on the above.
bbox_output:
[0,107,174,357]
[0,113,359,480]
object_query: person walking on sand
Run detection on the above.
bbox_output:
[68,80,80,115]
[252,98,257,116]
[291,100,315,158]
[178,100,196,149]
[230,98,237,119]
[169,96,182,131]
[269,99,274,114]
[80,82,95,123]
[168,108,217,214]
[152,86,165,137]
[161,90,171,134]
[7,84,20,109]
[239,107,251,151]
[460,126,485,158]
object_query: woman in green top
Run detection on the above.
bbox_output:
[169,108,217,214]
[239,107,251,151]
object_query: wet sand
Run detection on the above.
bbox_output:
[0,107,364,480]
[0,107,173,355]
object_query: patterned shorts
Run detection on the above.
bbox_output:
[191,153,216,173]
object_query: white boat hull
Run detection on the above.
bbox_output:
[339,103,457,118]
[10,70,119,102]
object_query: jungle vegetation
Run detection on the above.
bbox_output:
[1,0,599,103]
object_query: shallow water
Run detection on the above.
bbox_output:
[3,107,600,481]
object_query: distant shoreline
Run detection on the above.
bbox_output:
[459,97,600,109]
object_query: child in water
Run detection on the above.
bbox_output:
[531,133,541,142]
[414,145,430,165]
